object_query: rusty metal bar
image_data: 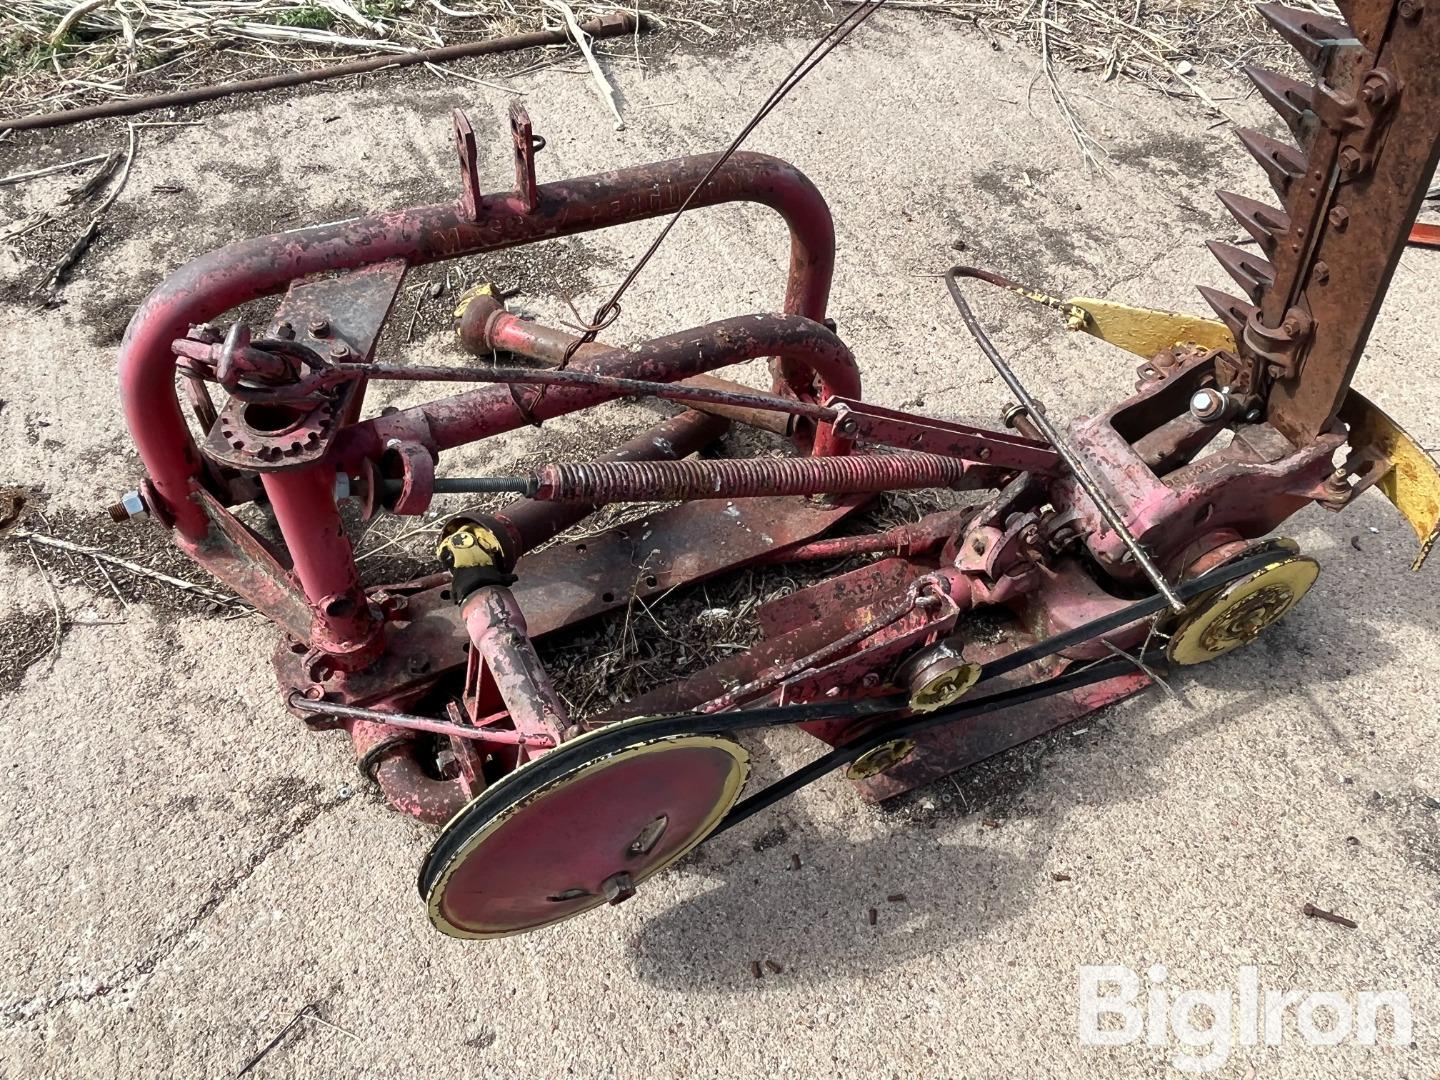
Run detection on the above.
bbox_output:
[333,361,840,425]
[289,693,553,747]
[1259,8,1440,443]
[462,299,799,436]
[0,13,642,132]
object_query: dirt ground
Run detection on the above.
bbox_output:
[1,9,1438,1079]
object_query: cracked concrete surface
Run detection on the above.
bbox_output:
[2,11,1438,1079]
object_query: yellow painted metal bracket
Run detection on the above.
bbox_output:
[973,276,1439,571]
[1064,296,1236,357]
[1338,391,1440,571]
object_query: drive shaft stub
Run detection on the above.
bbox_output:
[419,721,749,939]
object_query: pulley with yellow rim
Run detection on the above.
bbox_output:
[1166,548,1319,666]
[845,738,917,780]
[419,718,749,939]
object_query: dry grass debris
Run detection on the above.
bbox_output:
[0,0,636,117]
[2,0,1344,130]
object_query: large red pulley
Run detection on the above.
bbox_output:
[419,721,750,939]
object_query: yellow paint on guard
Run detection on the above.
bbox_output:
[975,281,1440,571]
[1065,296,1237,357]
[1339,391,1440,571]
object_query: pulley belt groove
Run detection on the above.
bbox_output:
[534,451,972,503]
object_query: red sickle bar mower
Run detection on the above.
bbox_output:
[114,4,1439,938]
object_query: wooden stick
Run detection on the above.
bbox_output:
[2,14,640,132]
[0,153,107,187]
[10,530,242,607]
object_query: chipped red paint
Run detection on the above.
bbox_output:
[119,151,837,541]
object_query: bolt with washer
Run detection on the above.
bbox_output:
[1189,387,1231,423]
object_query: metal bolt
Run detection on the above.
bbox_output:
[861,672,880,688]
[1313,261,1330,285]
[329,343,351,361]
[1328,206,1350,231]
[274,320,296,340]
[1302,902,1358,929]
[1189,387,1230,423]
[1361,74,1390,107]
[1337,146,1363,177]
[970,536,986,554]
[1398,0,1422,20]
[108,489,149,522]
[309,319,330,336]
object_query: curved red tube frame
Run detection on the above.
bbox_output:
[118,150,838,542]
[332,312,860,469]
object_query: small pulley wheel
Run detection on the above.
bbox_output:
[1166,543,1319,666]
[418,720,749,939]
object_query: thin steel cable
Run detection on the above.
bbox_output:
[540,0,891,396]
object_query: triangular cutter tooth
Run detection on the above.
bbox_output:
[1243,64,1315,142]
[1236,127,1309,201]
[1197,286,1258,345]
[1255,3,1355,66]
[1216,190,1292,257]
[1206,241,1276,305]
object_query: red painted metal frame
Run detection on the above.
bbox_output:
[116,111,1354,829]
[119,148,838,542]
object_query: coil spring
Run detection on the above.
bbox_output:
[534,452,970,503]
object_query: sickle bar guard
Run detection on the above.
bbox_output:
[114,2,1440,939]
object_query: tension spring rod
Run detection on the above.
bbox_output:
[945,267,1187,614]
[287,693,554,747]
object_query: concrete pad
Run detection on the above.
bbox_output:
[1,12,1436,1078]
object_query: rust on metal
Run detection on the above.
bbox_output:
[105,1,1439,934]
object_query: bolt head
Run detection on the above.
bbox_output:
[1361,73,1391,106]
[329,343,352,361]
[1328,206,1350,231]
[1313,261,1330,284]
[1189,388,1228,422]
[309,319,330,336]
[112,490,149,521]
[274,320,295,340]
[1399,0,1422,19]
[1337,146,1363,176]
